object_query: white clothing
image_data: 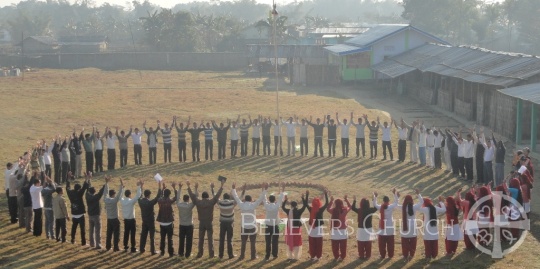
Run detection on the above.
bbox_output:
[230,126,239,140]
[381,126,392,141]
[446,223,463,241]
[232,189,266,228]
[309,226,325,238]
[264,192,284,226]
[131,132,144,145]
[252,125,261,139]
[282,120,297,137]
[106,136,116,149]
[353,123,366,139]
[397,194,424,238]
[418,202,446,240]
[121,187,142,219]
[299,124,308,138]
[30,185,44,209]
[330,228,348,240]
[397,127,408,140]
[272,122,282,136]
[357,227,376,241]
[373,194,399,235]
[339,122,351,139]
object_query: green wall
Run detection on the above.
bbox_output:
[340,51,373,81]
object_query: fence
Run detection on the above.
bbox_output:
[0,52,247,71]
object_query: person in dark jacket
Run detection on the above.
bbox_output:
[156,181,177,257]
[138,179,162,255]
[306,190,329,261]
[85,174,105,249]
[212,120,231,160]
[282,192,308,261]
[66,172,89,245]
[52,137,62,184]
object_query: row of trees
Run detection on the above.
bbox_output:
[1,0,540,54]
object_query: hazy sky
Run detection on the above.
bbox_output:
[0,0,290,9]
[0,0,503,9]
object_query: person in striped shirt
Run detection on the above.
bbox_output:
[159,120,173,163]
[239,116,252,157]
[173,116,190,163]
[217,185,244,259]
[252,116,262,156]
[364,115,379,159]
[203,122,214,161]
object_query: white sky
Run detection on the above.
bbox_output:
[0,0,288,9]
[0,0,504,9]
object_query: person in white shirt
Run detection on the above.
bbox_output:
[337,113,352,157]
[479,128,495,184]
[104,127,117,170]
[231,182,267,260]
[379,118,394,161]
[403,120,419,164]
[229,115,240,158]
[251,116,262,156]
[394,119,409,162]
[426,128,435,167]
[397,189,423,261]
[272,118,284,156]
[30,177,44,236]
[450,127,476,181]
[373,189,398,259]
[121,180,142,253]
[282,117,298,156]
[263,183,284,260]
[418,197,446,259]
[351,113,367,158]
[5,161,18,223]
[299,119,309,156]
[418,123,427,166]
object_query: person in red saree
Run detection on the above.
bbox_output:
[397,189,423,261]
[456,187,477,250]
[306,190,329,262]
[476,186,493,247]
[418,196,446,259]
[352,196,378,259]
[445,195,462,256]
[282,192,307,262]
[327,195,352,262]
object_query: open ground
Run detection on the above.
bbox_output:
[0,69,538,269]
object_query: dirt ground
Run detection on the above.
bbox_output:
[0,69,538,269]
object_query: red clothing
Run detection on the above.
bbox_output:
[357,240,372,259]
[445,239,458,254]
[331,239,347,259]
[308,236,323,259]
[285,226,302,251]
[424,239,438,258]
[378,235,394,258]
[401,237,417,258]
[327,199,351,229]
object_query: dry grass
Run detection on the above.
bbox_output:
[0,69,538,269]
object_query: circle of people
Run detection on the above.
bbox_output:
[4,112,534,262]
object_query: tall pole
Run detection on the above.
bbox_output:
[21,31,24,81]
[272,1,282,182]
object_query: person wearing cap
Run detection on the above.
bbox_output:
[66,172,89,245]
[187,180,224,258]
[103,176,124,251]
[121,179,142,252]
[138,178,162,255]
[232,182,267,260]
[86,175,106,249]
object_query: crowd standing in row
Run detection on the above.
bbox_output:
[2,112,534,262]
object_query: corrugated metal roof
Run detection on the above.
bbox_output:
[310,27,369,35]
[373,43,540,87]
[27,36,58,46]
[345,24,409,47]
[499,83,540,105]
[324,44,370,56]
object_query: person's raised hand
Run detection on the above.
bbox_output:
[353,195,357,200]
[194,182,199,189]
[373,191,378,197]
[179,182,183,189]
[186,180,190,187]
[210,182,215,189]
[438,196,444,203]
[232,182,236,189]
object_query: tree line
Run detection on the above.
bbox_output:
[0,0,540,54]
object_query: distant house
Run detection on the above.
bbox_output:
[0,29,12,43]
[304,26,369,45]
[19,36,59,54]
[324,24,449,81]
[58,36,108,53]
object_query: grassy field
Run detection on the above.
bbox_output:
[0,69,538,269]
